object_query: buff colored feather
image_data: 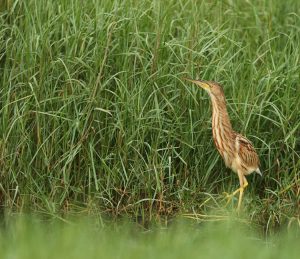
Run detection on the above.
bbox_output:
[184,78,261,211]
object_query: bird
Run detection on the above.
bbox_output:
[184,78,262,211]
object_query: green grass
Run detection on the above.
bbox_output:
[0,0,299,233]
[0,216,299,259]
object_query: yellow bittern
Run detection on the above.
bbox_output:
[184,78,261,211]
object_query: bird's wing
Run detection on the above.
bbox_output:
[235,133,260,169]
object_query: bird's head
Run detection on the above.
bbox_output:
[183,78,224,98]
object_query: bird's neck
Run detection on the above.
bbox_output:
[210,94,234,147]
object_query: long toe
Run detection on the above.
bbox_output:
[223,188,241,207]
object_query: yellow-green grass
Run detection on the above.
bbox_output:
[0,0,299,231]
[0,216,299,259]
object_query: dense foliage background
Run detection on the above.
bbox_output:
[0,0,299,232]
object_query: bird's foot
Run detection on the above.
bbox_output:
[223,188,243,208]
[223,176,248,213]
[223,192,234,207]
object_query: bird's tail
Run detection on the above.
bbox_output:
[256,168,262,176]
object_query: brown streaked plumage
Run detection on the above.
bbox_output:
[184,78,261,211]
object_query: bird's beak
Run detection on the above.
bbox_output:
[183,78,210,90]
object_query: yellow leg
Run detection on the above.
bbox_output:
[237,177,248,211]
[224,175,248,211]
